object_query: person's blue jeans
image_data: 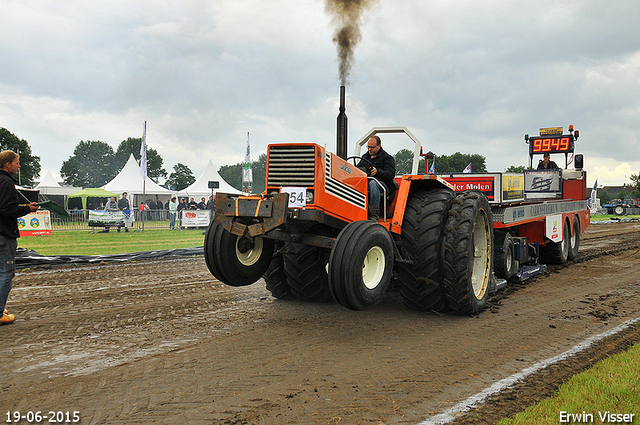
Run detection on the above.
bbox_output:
[169,213,176,229]
[0,235,17,313]
[368,179,389,208]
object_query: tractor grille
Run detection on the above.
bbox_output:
[267,145,316,187]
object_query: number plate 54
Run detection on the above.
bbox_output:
[282,187,306,208]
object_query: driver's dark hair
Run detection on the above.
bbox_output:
[371,135,381,146]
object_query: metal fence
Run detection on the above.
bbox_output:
[52,209,212,231]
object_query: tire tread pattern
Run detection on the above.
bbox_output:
[442,191,492,315]
[397,189,454,311]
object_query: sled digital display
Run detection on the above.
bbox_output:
[528,135,574,154]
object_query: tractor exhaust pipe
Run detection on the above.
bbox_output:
[336,85,348,160]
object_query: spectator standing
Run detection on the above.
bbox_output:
[104,197,118,211]
[169,196,178,230]
[188,197,198,210]
[0,150,39,324]
[117,192,132,232]
[101,196,119,233]
[206,195,216,210]
[197,197,207,210]
[153,196,162,220]
[177,198,187,229]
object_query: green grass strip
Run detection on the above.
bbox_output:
[18,228,206,256]
[498,342,640,424]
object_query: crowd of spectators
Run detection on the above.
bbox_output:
[136,195,216,221]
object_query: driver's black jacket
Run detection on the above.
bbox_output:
[356,148,397,197]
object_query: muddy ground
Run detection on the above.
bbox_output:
[2,221,640,424]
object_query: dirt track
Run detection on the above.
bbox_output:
[2,221,640,424]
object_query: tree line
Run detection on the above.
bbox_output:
[2,126,639,198]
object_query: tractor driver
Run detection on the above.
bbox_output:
[357,135,396,220]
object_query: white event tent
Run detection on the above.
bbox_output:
[102,154,173,206]
[177,159,241,200]
[34,169,80,196]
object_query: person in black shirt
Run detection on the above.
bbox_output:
[537,153,559,170]
[356,136,396,219]
[0,151,39,324]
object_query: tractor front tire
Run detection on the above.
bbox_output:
[328,221,394,311]
[204,221,274,287]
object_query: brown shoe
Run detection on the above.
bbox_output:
[0,312,15,325]
[369,206,381,221]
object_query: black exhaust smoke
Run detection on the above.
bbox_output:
[336,85,348,160]
[326,1,375,160]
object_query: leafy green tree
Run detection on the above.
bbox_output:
[505,165,526,173]
[219,154,267,194]
[394,149,414,175]
[599,190,612,204]
[251,154,267,193]
[60,140,117,187]
[165,163,195,191]
[630,173,640,198]
[115,137,167,183]
[219,163,242,191]
[432,152,487,173]
[0,127,41,187]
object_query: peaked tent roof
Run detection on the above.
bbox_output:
[177,159,242,198]
[33,169,82,195]
[102,154,172,196]
[34,170,61,189]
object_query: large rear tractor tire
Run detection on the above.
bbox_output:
[328,221,394,311]
[397,188,454,311]
[283,244,332,302]
[540,218,570,264]
[204,221,274,287]
[263,242,295,300]
[567,216,581,261]
[442,191,493,315]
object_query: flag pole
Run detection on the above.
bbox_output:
[243,132,252,194]
[140,121,147,232]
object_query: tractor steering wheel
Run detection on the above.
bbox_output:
[346,156,373,175]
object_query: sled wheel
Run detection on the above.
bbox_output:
[541,218,570,264]
[397,188,454,311]
[442,191,493,315]
[494,231,516,280]
[204,221,274,287]
[283,244,332,302]
[567,216,581,261]
[328,221,394,311]
[264,242,295,299]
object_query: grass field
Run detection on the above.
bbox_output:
[591,214,640,221]
[18,228,206,256]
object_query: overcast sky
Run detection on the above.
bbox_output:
[2,0,639,188]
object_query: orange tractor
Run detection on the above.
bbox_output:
[205,87,588,313]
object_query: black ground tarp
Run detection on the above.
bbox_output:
[15,247,204,269]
